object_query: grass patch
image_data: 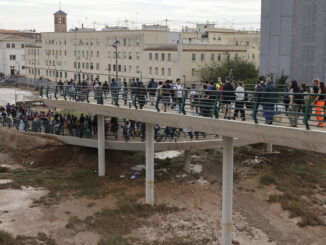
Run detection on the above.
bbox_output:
[67,191,180,244]
[263,147,326,227]
[260,175,276,185]
[0,230,57,245]
[3,168,120,205]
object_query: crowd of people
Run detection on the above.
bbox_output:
[49,76,326,128]
[0,104,208,142]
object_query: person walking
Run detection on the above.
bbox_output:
[174,78,184,114]
[263,78,278,124]
[312,81,326,127]
[288,80,301,127]
[222,77,235,119]
[233,81,246,121]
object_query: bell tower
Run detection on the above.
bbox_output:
[54,9,67,32]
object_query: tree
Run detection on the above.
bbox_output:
[198,58,259,84]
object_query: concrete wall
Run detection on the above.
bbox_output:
[260,0,326,83]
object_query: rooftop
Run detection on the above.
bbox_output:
[0,34,32,41]
[54,10,67,15]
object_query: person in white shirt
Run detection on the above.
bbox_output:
[233,81,246,121]
[174,79,184,114]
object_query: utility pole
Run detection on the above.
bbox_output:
[33,41,36,85]
[112,36,120,84]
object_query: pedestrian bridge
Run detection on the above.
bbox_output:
[40,85,326,245]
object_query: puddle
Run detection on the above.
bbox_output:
[0,179,12,184]
[155,151,183,160]
[0,88,33,105]
[0,186,48,236]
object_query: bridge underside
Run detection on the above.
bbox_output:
[45,99,326,154]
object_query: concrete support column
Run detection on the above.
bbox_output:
[184,150,191,173]
[267,143,273,153]
[146,123,155,206]
[222,136,234,245]
[97,115,105,177]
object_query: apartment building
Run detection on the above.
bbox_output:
[0,35,33,76]
[24,9,260,84]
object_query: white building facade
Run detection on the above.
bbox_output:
[0,35,33,76]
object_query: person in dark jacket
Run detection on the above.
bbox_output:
[222,77,235,119]
[263,78,278,124]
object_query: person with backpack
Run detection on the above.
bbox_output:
[263,78,278,124]
[222,77,235,119]
[288,80,302,127]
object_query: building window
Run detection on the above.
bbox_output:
[65,72,67,78]
[6,43,10,48]
[123,65,127,72]
[136,52,140,60]
[96,63,100,70]
[74,62,76,68]
[161,68,164,76]
[149,53,152,60]
[128,39,132,46]
[90,63,93,70]
[11,43,15,48]
[168,53,171,61]
[168,68,171,76]
[149,67,152,75]
[252,54,255,59]
[218,36,221,41]
[9,55,16,60]
[118,65,121,72]
[201,53,205,62]
[86,63,89,69]
[96,51,100,58]
[211,54,214,61]
[161,53,165,61]
[155,53,158,61]
[192,69,196,77]
[218,54,221,61]
[155,67,158,75]
[136,39,140,46]
[129,66,132,73]
[21,44,24,48]
[113,65,116,72]
[123,38,126,46]
[129,52,132,60]
[78,62,80,68]
[192,54,196,61]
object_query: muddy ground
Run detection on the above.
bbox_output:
[0,127,326,245]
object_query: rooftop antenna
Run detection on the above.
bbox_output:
[164,18,168,28]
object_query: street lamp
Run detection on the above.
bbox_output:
[73,27,79,80]
[112,37,120,84]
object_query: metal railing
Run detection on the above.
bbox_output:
[40,84,326,130]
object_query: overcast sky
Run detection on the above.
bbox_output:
[0,0,261,32]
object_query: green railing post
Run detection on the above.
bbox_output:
[213,95,219,119]
[133,90,138,109]
[155,90,160,112]
[54,85,58,100]
[46,86,49,99]
[115,89,120,107]
[303,94,311,130]
[63,86,67,100]
[181,93,187,115]
[252,94,259,124]
[74,88,77,101]
[86,89,89,103]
